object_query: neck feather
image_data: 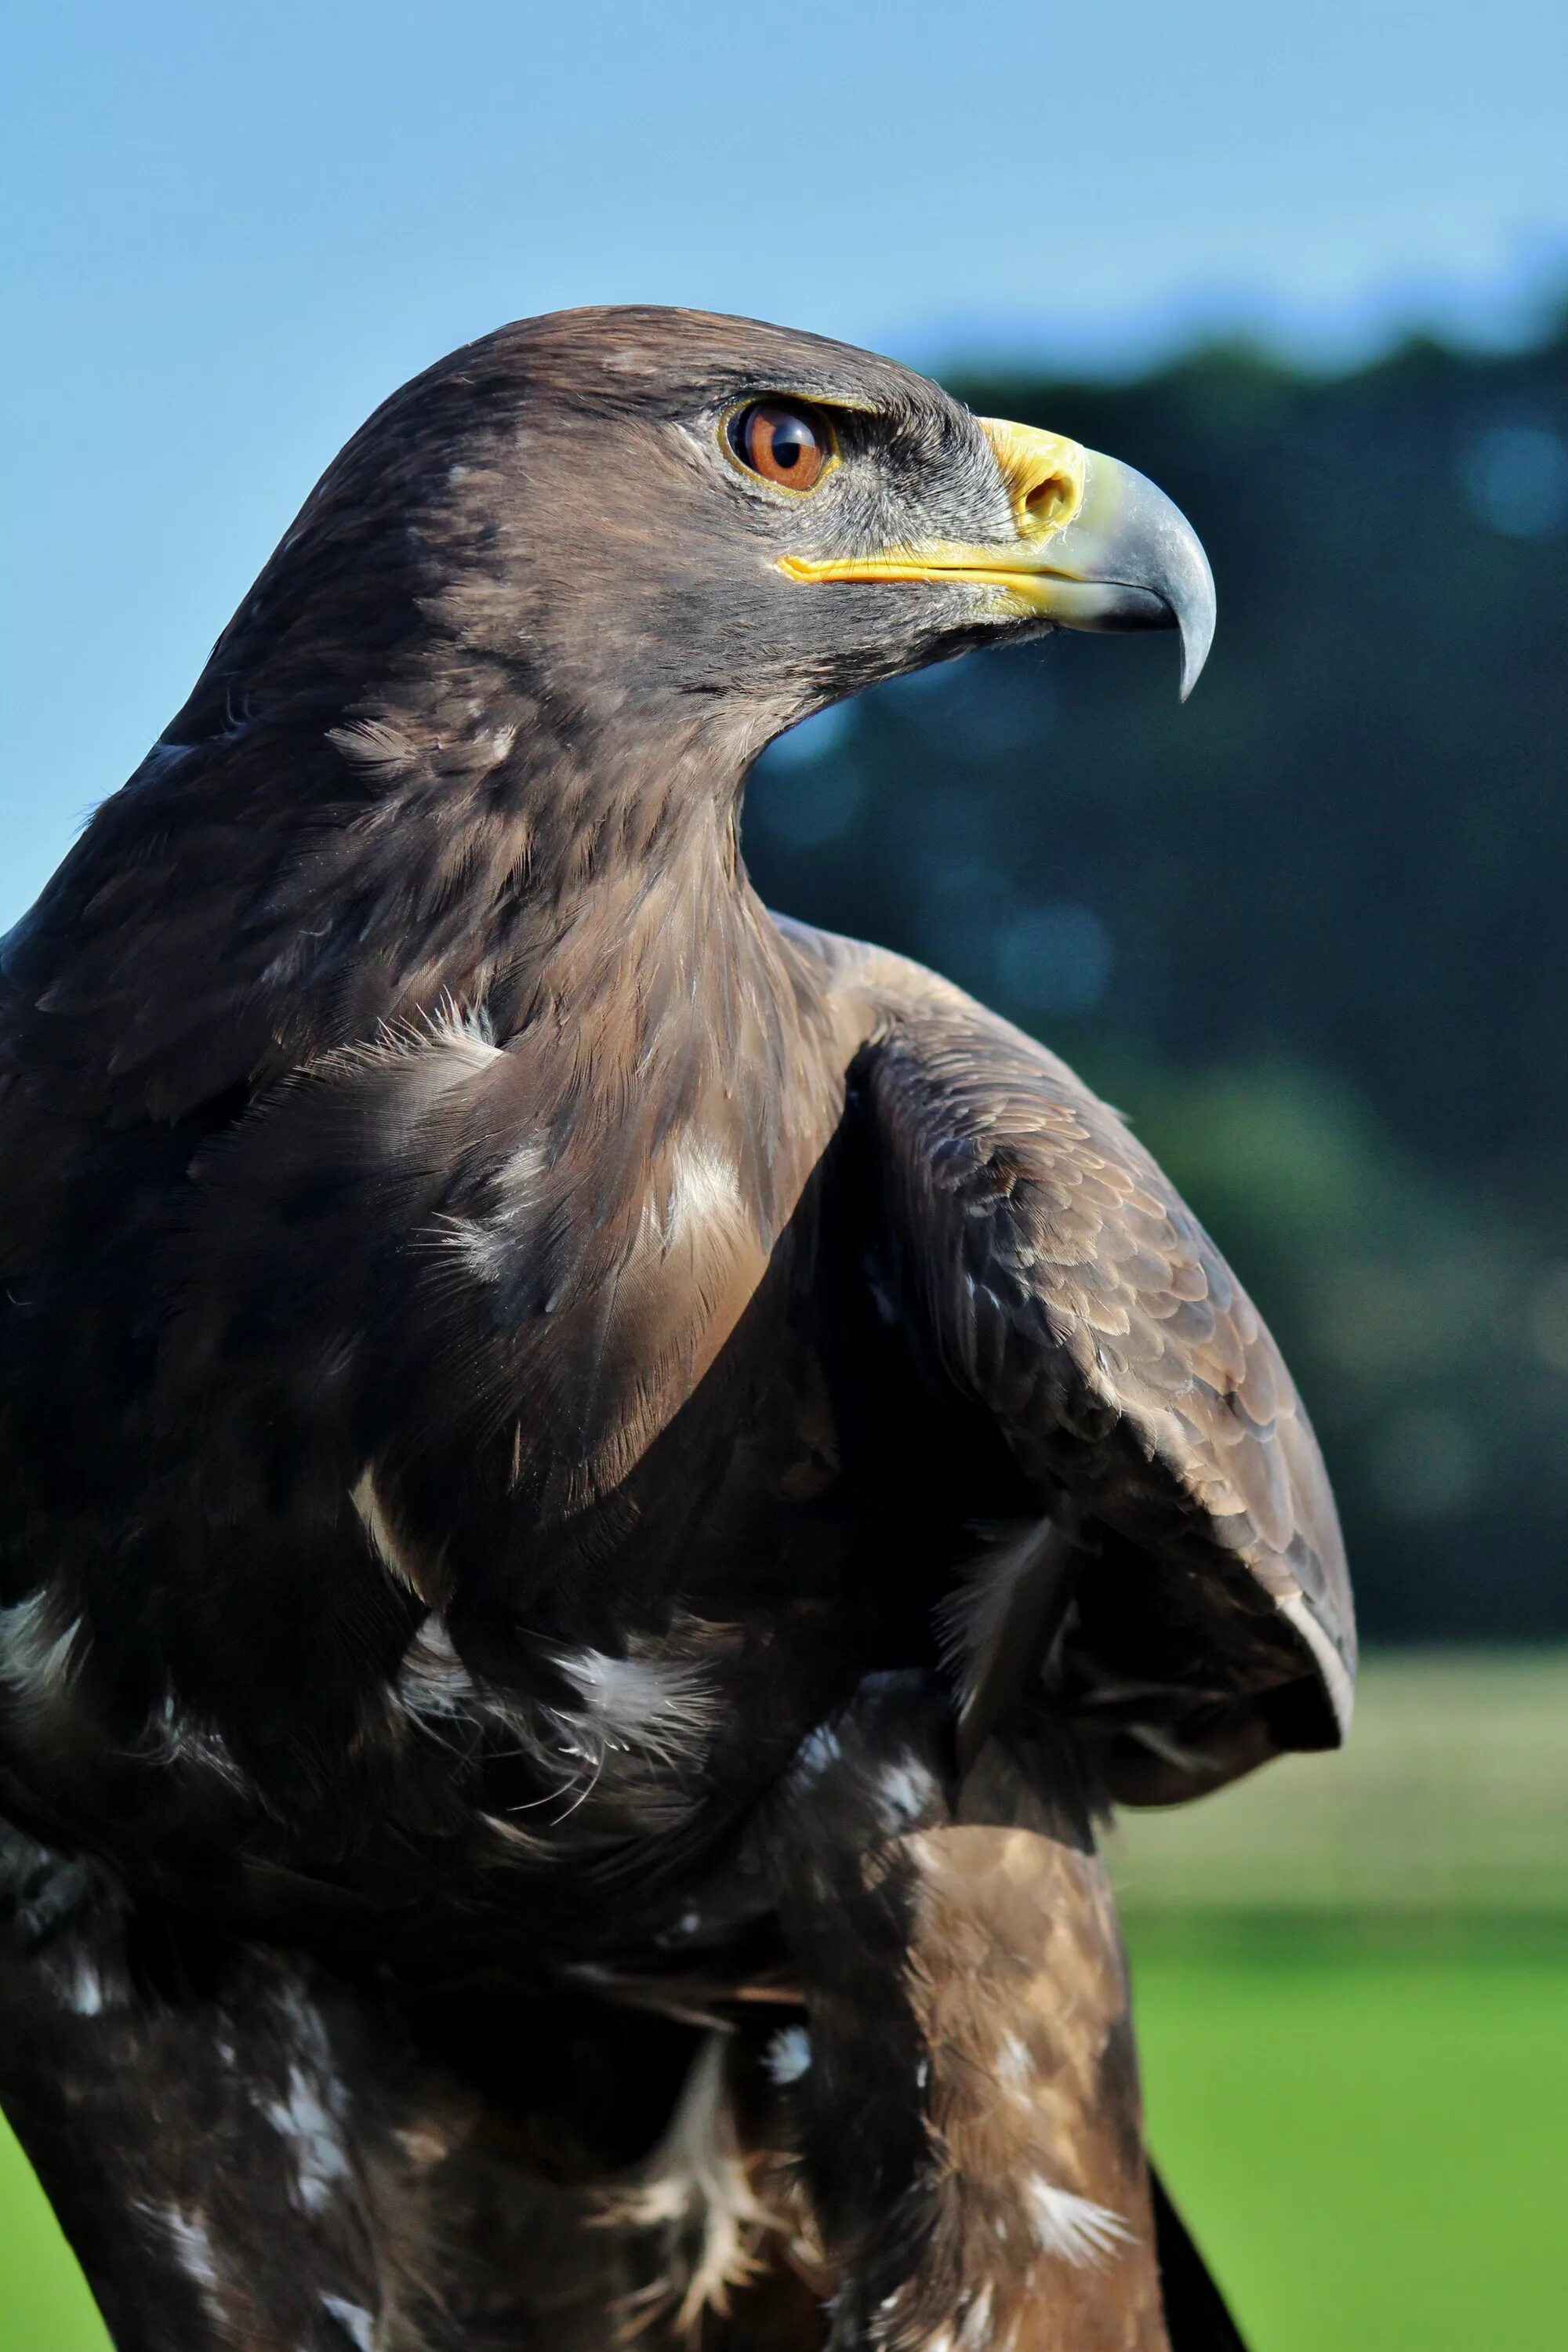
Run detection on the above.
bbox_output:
[16,667,798,1134]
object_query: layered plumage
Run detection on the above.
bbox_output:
[0,308,1352,2350]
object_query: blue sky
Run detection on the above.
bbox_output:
[4,0,1566,920]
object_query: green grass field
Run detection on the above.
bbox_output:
[4,1653,1566,2348]
[1138,1954,1568,2349]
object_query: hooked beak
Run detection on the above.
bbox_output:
[779,416,1216,701]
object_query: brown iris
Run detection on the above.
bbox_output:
[728,400,830,491]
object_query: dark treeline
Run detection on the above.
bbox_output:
[744,314,1568,1642]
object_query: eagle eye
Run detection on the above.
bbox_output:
[726,400,831,492]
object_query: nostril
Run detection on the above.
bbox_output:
[978,419,1087,539]
[1023,472,1074,531]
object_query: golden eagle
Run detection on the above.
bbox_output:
[0,310,1352,2351]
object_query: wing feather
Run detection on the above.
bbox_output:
[785,919,1356,1795]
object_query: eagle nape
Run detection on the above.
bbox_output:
[0,307,1349,2350]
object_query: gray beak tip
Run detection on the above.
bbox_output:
[1035,452,1217,705]
[1166,518,1217,703]
[1178,614,1214,702]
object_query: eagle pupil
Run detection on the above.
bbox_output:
[771,419,807,470]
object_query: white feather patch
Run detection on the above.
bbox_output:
[1025,2176,1132,2267]
[67,1957,106,2018]
[262,2063,351,2215]
[397,1621,715,1809]
[877,1755,942,1828]
[552,1646,717,1773]
[397,1616,482,1716]
[136,2203,227,2331]
[994,2030,1033,2091]
[325,717,419,778]
[420,994,502,1062]
[321,2294,377,2350]
[0,1592,83,1718]
[350,1470,422,1595]
[645,1139,748,1254]
[258,1985,352,2220]
[430,1138,548,1283]
[594,2034,771,2333]
[955,2285,996,2348]
[764,2025,812,2085]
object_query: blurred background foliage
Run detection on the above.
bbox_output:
[746,310,1568,1645]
